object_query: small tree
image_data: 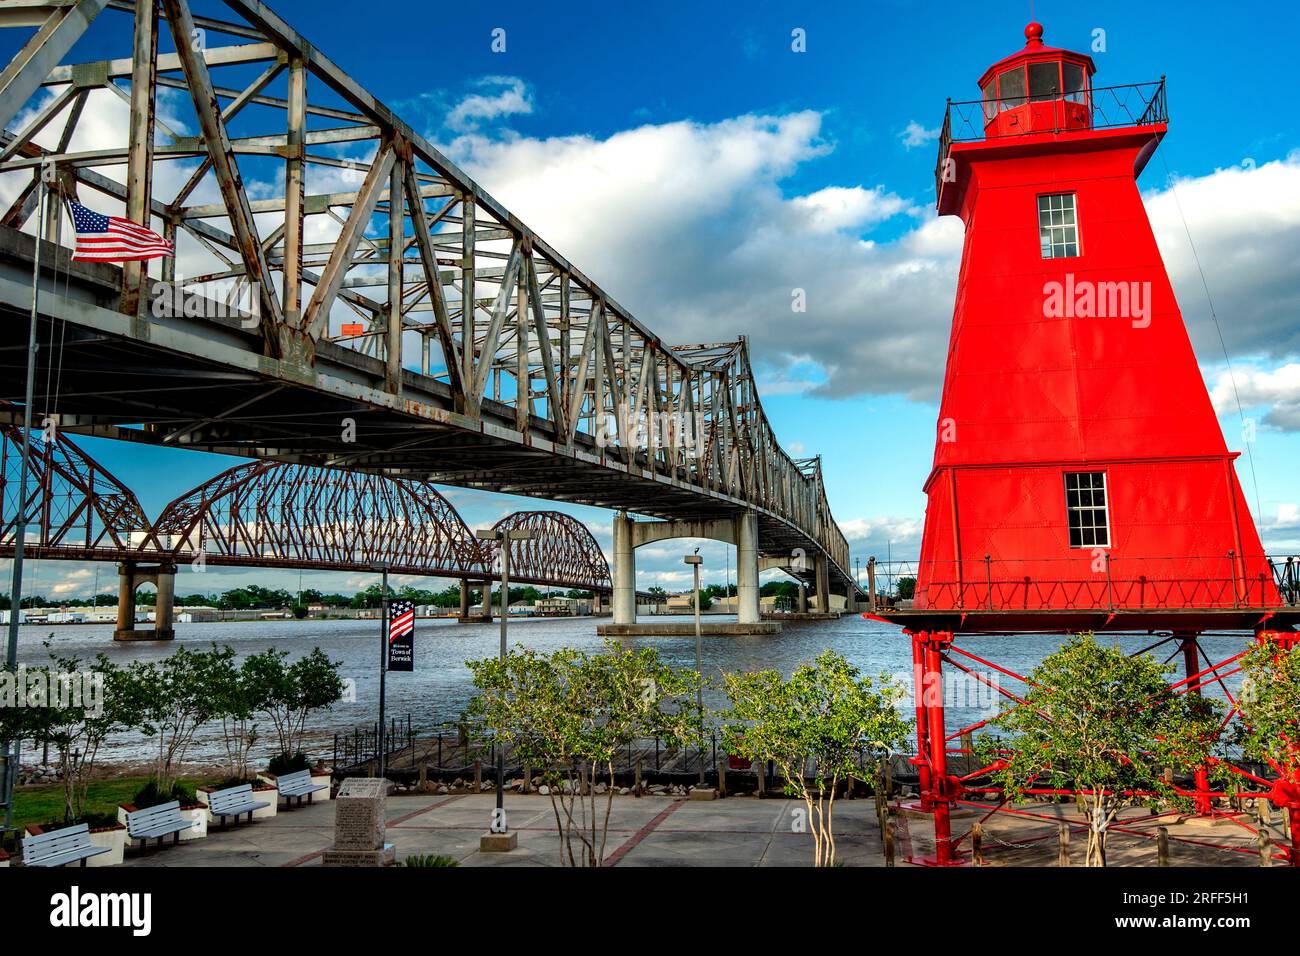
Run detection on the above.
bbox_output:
[245,648,345,760]
[466,640,703,867]
[118,647,221,792]
[721,650,912,867]
[2,653,128,822]
[205,645,264,781]
[984,633,1224,866]
[1236,638,1300,864]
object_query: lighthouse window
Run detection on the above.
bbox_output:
[997,67,1025,109]
[1038,192,1078,258]
[1064,471,1110,548]
[1029,62,1060,102]
[1063,62,1087,104]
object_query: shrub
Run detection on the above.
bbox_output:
[132,780,197,809]
[267,751,312,775]
[402,854,459,867]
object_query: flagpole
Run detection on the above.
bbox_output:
[376,563,389,779]
[3,165,47,835]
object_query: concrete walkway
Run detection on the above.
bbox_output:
[116,792,893,867]
[113,791,1281,867]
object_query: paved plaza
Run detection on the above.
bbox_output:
[107,791,1282,868]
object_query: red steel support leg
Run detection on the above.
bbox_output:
[925,632,956,864]
[1178,631,1213,816]
[909,631,933,812]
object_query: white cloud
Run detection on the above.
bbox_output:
[445,76,533,132]
[442,111,962,400]
[1146,155,1300,363]
[789,185,916,233]
[1209,362,1300,431]
[898,120,940,149]
[440,121,1300,404]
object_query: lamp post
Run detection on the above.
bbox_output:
[684,552,706,787]
[373,561,390,778]
[477,526,533,850]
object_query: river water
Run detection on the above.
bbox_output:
[10,615,1252,767]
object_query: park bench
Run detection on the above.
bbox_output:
[125,801,192,850]
[207,783,270,829]
[274,769,329,809]
[22,823,111,867]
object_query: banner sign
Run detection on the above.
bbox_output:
[386,599,414,671]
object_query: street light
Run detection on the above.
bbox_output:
[684,552,706,787]
[372,561,391,779]
[477,526,534,850]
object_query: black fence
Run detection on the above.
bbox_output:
[330,718,924,794]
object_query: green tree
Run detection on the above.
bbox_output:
[465,640,704,867]
[1236,639,1300,864]
[896,576,916,600]
[243,648,345,760]
[117,647,223,792]
[982,633,1225,866]
[205,645,266,781]
[2,651,130,822]
[721,650,911,867]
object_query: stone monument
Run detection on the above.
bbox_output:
[322,777,395,867]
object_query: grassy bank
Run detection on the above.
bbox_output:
[8,776,215,833]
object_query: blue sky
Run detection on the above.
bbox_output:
[4,0,1300,599]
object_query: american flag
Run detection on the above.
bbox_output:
[387,599,415,644]
[68,201,174,262]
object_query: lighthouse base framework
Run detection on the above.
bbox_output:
[870,609,1300,867]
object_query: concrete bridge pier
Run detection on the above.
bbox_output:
[113,561,176,641]
[612,511,638,626]
[814,555,830,613]
[734,510,760,625]
[797,582,808,613]
[456,578,493,623]
[606,510,768,634]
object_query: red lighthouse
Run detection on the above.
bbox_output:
[874,24,1299,866]
[909,22,1281,628]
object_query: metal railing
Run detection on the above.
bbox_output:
[868,552,1298,613]
[331,715,415,773]
[935,79,1167,200]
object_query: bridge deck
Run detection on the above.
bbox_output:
[0,230,845,589]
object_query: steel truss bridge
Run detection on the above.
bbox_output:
[0,422,616,595]
[0,0,857,606]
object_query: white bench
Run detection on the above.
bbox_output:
[275,769,329,809]
[23,823,112,867]
[208,783,270,829]
[125,800,191,850]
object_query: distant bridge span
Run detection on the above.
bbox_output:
[0,425,618,614]
[0,0,858,624]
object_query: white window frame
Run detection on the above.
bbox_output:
[1038,192,1079,259]
[1064,470,1110,549]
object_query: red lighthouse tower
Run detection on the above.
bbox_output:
[875,23,1299,865]
[913,22,1280,627]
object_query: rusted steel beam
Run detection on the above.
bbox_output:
[160,0,285,351]
[0,0,111,131]
[281,56,305,326]
[119,0,158,318]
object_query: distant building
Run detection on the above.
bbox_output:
[534,596,591,617]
